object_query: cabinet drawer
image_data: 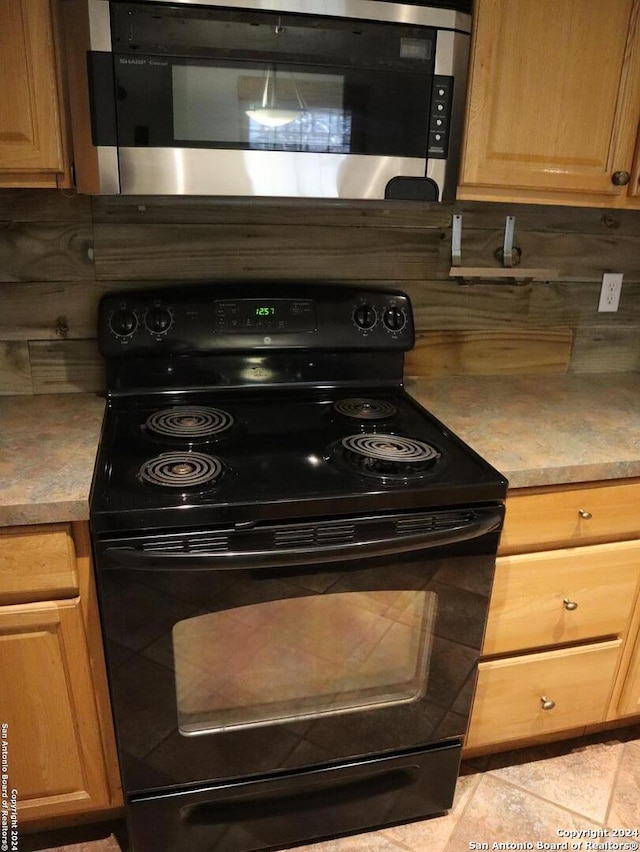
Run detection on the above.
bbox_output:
[499,480,640,555]
[0,524,78,604]
[466,639,621,749]
[484,540,640,655]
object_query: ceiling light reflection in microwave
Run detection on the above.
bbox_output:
[245,65,305,128]
[246,70,350,153]
[246,108,302,128]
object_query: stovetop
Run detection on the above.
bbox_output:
[90,283,507,534]
[90,386,507,534]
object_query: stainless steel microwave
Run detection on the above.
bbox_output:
[63,0,472,199]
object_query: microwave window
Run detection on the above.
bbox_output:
[172,65,352,154]
[115,58,430,157]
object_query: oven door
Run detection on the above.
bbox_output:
[94,505,502,794]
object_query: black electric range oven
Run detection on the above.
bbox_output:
[90,283,507,852]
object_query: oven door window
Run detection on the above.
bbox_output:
[173,589,436,735]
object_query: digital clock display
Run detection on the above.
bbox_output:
[214,299,316,333]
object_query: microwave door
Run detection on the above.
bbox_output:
[114,57,434,197]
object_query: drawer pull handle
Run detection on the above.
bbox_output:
[540,696,556,711]
[563,598,578,611]
[578,509,592,520]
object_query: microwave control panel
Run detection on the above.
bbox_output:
[428,76,454,158]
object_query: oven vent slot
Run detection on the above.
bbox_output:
[395,512,474,534]
[274,528,316,548]
[274,523,355,548]
[187,535,230,553]
[316,524,355,544]
[142,540,186,553]
[141,534,230,554]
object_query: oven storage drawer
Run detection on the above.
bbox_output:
[483,540,640,655]
[127,743,460,852]
[466,639,622,749]
[499,480,640,555]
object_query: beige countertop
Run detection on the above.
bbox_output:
[0,393,105,527]
[1,373,640,527]
[406,372,640,489]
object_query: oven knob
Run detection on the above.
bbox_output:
[109,308,138,337]
[383,306,406,332]
[145,306,173,335]
[353,304,376,330]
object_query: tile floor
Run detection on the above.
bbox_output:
[21,727,640,852]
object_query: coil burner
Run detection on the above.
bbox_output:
[333,433,443,482]
[138,451,224,490]
[333,398,397,420]
[143,406,236,443]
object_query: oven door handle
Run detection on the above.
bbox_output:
[101,510,503,571]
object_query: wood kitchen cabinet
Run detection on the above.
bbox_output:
[0,523,122,826]
[458,0,640,208]
[0,0,73,188]
[466,479,640,753]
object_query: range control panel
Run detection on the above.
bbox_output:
[98,284,414,357]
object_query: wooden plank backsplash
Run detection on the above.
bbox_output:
[92,222,445,281]
[1,189,640,394]
[404,328,574,378]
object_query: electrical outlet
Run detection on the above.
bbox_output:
[598,272,623,312]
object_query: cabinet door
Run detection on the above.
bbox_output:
[0,599,112,822]
[459,0,640,204]
[0,0,65,181]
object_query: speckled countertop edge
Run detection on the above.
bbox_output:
[1,374,640,527]
[0,393,105,527]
